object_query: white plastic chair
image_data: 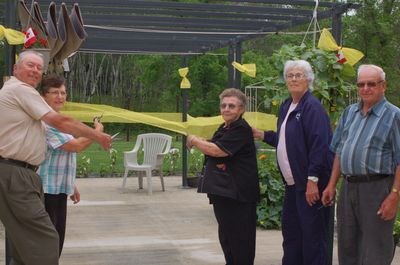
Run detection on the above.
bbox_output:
[122,133,172,195]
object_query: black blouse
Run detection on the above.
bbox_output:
[199,117,260,203]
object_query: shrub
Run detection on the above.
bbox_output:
[188,148,204,176]
[165,148,180,175]
[77,155,91,178]
[256,152,284,229]
[394,217,400,246]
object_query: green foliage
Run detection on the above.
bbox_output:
[165,147,180,175]
[342,0,400,106]
[76,139,135,177]
[98,148,118,177]
[256,152,285,229]
[187,54,227,116]
[188,148,204,176]
[394,215,400,245]
[163,146,205,177]
[241,50,279,88]
[77,155,91,178]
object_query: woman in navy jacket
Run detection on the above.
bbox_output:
[253,60,333,265]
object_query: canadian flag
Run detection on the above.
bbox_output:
[336,49,347,64]
[24,27,37,48]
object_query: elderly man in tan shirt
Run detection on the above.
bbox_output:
[0,50,111,265]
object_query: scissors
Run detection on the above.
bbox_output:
[93,112,104,123]
[111,132,120,141]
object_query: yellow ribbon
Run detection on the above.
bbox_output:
[61,102,277,139]
[178,67,191,89]
[317,28,364,66]
[0,25,25,45]
[232,62,256,77]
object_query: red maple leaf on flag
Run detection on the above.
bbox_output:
[336,49,347,64]
[24,27,37,48]
[22,27,48,49]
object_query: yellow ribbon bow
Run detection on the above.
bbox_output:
[317,28,364,66]
[232,62,256,77]
[0,25,25,45]
[178,67,191,89]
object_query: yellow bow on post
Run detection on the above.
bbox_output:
[232,61,256,77]
[178,67,191,89]
[0,25,25,45]
[318,28,364,66]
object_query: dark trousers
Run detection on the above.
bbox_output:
[281,185,330,265]
[45,193,68,256]
[212,196,257,265]
[337,177,395,265]
[0,163,59,265]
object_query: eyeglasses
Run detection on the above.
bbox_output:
[286,73,305,80]
[220,103,241,110]
[25,61,43,72]
[356,80,384,89]
[46,91,67,96]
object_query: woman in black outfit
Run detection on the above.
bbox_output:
[187,88,259,265]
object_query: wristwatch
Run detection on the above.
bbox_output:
[392,188,400,197]
[307,176,318,183]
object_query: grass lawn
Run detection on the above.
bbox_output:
[76,135,187,177]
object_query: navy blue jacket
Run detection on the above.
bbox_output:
[263,91,333,191]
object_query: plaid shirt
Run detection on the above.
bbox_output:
[37,125,76,195]
[331,97,400,175]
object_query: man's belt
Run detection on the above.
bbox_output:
[343,174,391,183]
[0,156,38,172]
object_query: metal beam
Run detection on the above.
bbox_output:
[22,0,359,55]
[181,56,189,188]
[83,16,290,31]
[38,0,319,16]
[234,42,242,89]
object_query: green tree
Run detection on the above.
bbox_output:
[343,0,400,106]
[187,54,227,116]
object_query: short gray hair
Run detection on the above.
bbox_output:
[16,50,44,65]
[358,64,386,81]
[219,88,247,108]
[283,60,315,90]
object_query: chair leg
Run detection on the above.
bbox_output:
[160,171,165,192]
[146,169,152,195]
[138,172,143,189]
[122,169,129,188]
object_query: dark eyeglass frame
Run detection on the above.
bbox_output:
[219,103,242,110]
[356,80,384,89]
[46,91,67,96]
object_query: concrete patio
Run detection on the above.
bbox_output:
[1,176,399,265]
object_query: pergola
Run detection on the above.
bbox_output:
[2,1,359,264]
[2,0,358,87]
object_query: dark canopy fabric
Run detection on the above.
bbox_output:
[2,0,358,55]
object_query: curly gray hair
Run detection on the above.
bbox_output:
[219,88,247,108]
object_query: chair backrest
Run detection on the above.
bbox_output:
[136,133,172,168]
